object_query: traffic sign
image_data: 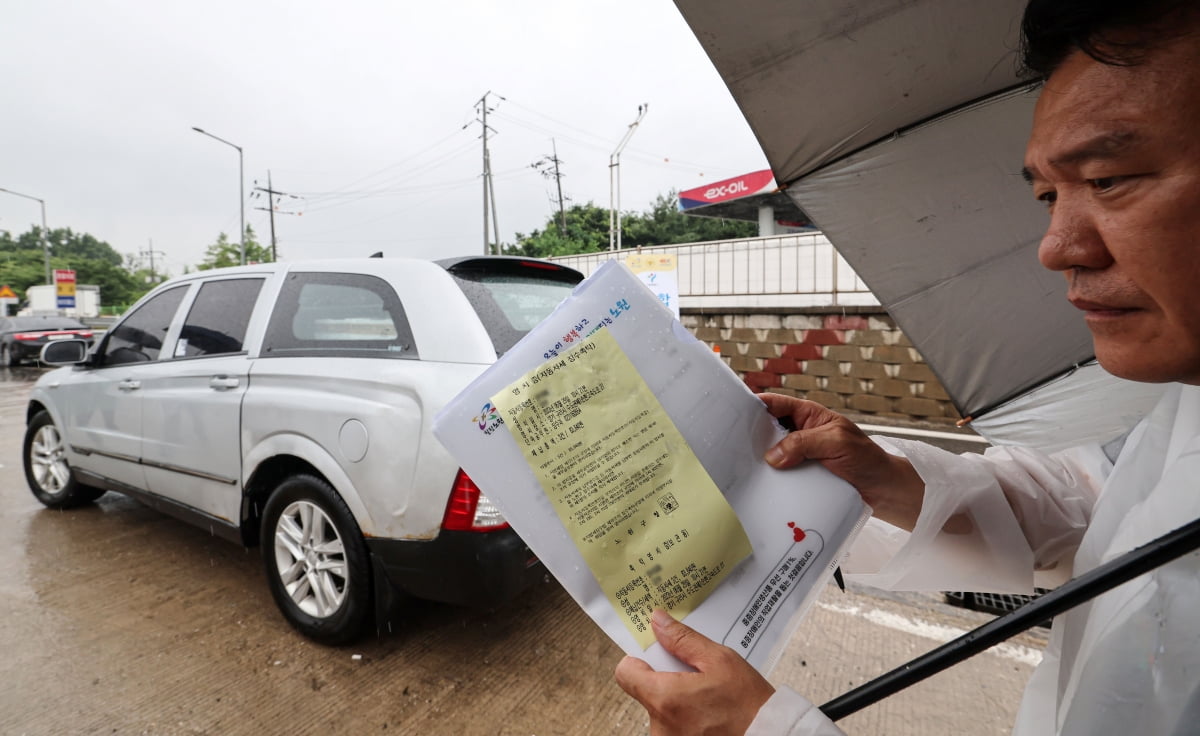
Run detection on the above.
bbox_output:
[0,285,15,316]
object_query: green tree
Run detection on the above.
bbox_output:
[197,225,274,270]
[621,191,758,247]
[8,227,126,265]
[0,248,46,300]
[507,192,759,258]
[507,202,612,258]
[124,253,169,291]
[0,226,150,307]
[70,258,143,307]
[46,228,124,266]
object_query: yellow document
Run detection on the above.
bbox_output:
[493,328,752,647]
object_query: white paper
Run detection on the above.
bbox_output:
[434,260,868,674]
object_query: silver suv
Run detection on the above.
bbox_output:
[23,256,582,643]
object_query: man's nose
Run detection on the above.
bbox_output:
[1037,198,1113,273]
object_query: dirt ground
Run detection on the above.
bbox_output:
[1,368,1044,735]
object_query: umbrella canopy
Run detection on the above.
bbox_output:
[673,0,1164,439]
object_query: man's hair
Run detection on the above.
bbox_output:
[1021,0,1199,78]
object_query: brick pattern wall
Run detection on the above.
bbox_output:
[682,312,961,424]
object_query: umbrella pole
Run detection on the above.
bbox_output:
[820,516,1200,721]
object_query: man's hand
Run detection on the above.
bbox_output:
[758,393,924,531]
[614,609,775,736]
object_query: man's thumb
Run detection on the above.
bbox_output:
[651,609,718,670]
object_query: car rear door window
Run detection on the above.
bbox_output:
[443,260,581,355]
[175,278,264,358]
[262,272,418,359]
[103,285,188,365]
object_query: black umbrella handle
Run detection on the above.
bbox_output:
[819,516,1200,721]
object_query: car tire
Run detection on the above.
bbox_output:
[261,474,373,645]
[1,344,18,367]
[23,410,105,508]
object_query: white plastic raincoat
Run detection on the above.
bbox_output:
[748,383,1200,735]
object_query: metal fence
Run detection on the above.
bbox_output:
[549,233,878,310]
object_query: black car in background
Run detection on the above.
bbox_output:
[0,316,95,366]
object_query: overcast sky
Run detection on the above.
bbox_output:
[1,0,768,276]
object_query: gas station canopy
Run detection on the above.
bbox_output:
[677,169,814,231]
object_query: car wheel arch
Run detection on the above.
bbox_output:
[25,399,75,457]
[23,409,105,508]
[241,454,323,546]
[26,399,51,426]
[241,433,375,539]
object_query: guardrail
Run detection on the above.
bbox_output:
[548,233,878,309]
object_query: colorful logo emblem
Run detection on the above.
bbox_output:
[473,402,503,434]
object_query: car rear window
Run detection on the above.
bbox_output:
[262,272,418,359]
[442,259,581,355]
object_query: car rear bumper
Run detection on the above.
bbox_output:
[10,339,93,362]
[366,527,545,608]
[11,343,44,361]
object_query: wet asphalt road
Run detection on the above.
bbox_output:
[0,365,1034,735]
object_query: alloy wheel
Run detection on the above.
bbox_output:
[272,500,349,618]
[30,424,70,495]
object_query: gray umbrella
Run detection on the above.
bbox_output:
[673,0,1164,444]
[670,4,1200,719]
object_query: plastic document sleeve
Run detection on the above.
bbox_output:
[433,260,868,674]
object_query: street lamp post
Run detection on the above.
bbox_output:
[0,186,52,284]
[608,103,648,252]
[192,127,245,266]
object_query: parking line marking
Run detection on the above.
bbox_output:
[818,600,1044,667]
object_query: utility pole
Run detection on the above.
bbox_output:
[140,239,166,284]
[609,103,648,251]
[475,91,503,255]
[551,139,565,236]
[532,139,567,236]
[488,148,500,254]
[252,171,300,262]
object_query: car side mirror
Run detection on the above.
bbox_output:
[41,339,90,365]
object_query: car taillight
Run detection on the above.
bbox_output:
[12,330,90,340]
[441,469,509,532]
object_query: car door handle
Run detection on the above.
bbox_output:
[209,376,240,390]
[118,379,141,391]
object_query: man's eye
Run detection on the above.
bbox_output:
[1036,190,1057,206]
[1088,176,1122,191]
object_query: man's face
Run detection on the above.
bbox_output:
[1023,33,1200,385]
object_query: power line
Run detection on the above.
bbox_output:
[502,99,615,148]
[497,99,733,173]
[297,139,480,212]
[300,124,475,202]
